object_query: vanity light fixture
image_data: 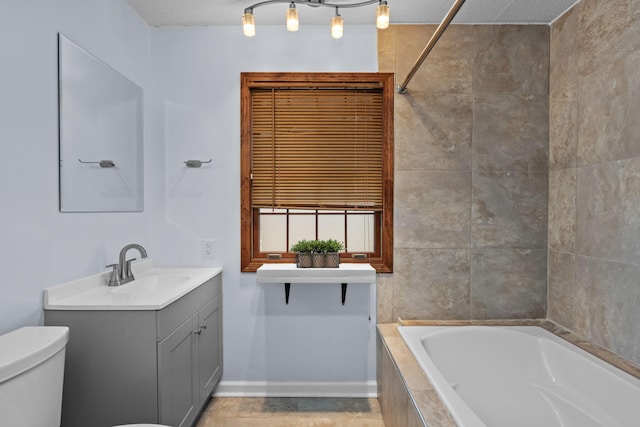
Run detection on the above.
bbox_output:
[331,8,343,39]
[376,0,389,29]
[242,0,390,37]
[243,11,256,37]
[286,2,299,31]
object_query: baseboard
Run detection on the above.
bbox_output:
[214,381,377,398]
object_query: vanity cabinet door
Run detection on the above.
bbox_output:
[158,314,199,427]
[197,293,223,405]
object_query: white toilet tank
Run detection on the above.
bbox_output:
[0,326,69,427]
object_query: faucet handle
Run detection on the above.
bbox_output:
[105,264,121,287]
[125,258,137,280]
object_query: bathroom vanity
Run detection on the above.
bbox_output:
[44,261,222,427]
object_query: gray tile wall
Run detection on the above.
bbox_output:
[549,0,640,366]
[377,24,549,323]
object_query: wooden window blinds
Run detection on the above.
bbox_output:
[250,87,384,211]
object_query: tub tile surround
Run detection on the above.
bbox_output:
[549,0,640,366]
[383,0,640,370]
[393,249,470,320]
[377,321,640,427]
[394,25,474,95]
[470,249,547,319]
[474,25,550,95]
[548,169,577,252]
[380,23,549,324]
[471,172,548,248]
[395,172,471,248]
[395,94,472,172]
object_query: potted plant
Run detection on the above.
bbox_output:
[324,239,344,268]
[290,239,313,268]
[310,239,327,268]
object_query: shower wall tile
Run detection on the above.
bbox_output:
[547,250,576,330]
[550,5,579,101]
[395,172,471,249]
[574,256,640,366]
[473,93,549,172]
[472,172,548,248]
[548,0,640,368]
[395,25,473,94]
[474,25,549,95]
[576,158,640,265]
[549,95,578,171]
[578,0,640,78]
[548,169,576,253]
[376,274,394,324]
[395,93,472,172]
[377,27,395,74]
[394,248,470,320]
[549,5,579,171]
[471,249,547,319]
[577,49,640,166]
[380,24,549,324]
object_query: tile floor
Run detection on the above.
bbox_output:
[196,397,386,427]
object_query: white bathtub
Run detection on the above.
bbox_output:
[398,326,640,427]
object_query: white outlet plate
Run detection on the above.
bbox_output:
[202,239,215,260]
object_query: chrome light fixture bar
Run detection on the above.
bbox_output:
[242,0,390,38]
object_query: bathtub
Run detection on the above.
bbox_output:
[398,326,640,427]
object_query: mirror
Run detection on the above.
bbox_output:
[58,33,143,212]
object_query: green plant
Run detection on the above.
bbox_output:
[324,239,345,252]
[290,239,313,253]
[291,239,344,253]
[310,240,326,253]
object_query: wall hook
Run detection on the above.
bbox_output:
[184,159,213,168]
[78,158,116,168]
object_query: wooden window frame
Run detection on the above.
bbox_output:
[241,72,394,273]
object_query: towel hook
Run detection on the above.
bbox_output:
[184,159,213,168]
[78,159,116,168]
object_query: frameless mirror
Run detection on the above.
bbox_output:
[58,33,143,212]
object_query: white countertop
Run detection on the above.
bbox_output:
[256,263,376,284]
[44,259,222,311]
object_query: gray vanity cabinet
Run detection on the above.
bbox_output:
[44,272,223,427]
[158,293,223,427]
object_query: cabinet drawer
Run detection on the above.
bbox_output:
[156,273,222,340]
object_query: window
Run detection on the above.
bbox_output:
[241,73,394,272]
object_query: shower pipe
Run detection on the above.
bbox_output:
[397,0,466,94]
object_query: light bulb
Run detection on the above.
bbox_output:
[286,3,299,32]
[243,12,256,37]
[376,1,390,29]
[331,11,343,39]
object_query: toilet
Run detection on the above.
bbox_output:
[0,325,169,427]
[0,326,69,427]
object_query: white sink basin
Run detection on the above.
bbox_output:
[44,259,222,310]
[110,275,191,295]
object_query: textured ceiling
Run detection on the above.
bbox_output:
[126,0,579,27]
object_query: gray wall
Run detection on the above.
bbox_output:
[377,24,549,322]
[548,1,640,366]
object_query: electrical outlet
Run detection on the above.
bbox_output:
[202,239,215,260]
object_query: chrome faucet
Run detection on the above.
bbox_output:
[105,243,148,286]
